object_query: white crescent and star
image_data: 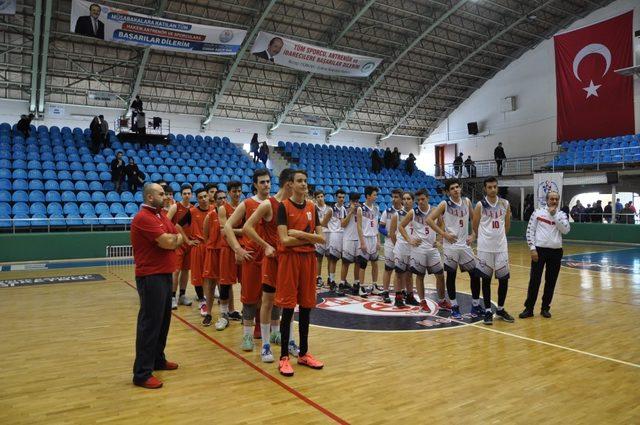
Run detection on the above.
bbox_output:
[571,43,612,99]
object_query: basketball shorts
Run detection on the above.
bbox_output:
[189,243,207,287]
[328,232,343,259]
[262,255,278,288]
[315,236,329,257]
[241,260,262,305]
[383,240,395,269]
[219,246,241,285]
[476,251,510,280]
[175,244,192,271]
[356,236,379,261]
[342,239,359,263]
[275,252,317,309]
[393,242,411,272]
[443,245,477,273]
[202,248,220,280]
[410,243,443,275]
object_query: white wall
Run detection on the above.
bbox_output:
[419,0,640,176]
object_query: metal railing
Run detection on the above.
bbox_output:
[0,217,132,233]
[569,212,639,225]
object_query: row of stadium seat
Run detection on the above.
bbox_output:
[1,201,139,216]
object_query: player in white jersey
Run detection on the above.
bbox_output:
[389,192,414,308]
[378,189,403,303]
[326,189,346,291]
[398,189,446,313]
[314,191,332,288]
[339,192,362,294]
[353,186,380,297]
[472,176,515,325]
[427,179,483,320]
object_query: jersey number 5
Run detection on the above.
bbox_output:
[459,219,464,227]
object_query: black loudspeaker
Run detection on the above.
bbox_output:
[606,172,619,184]
[467,122,479,135]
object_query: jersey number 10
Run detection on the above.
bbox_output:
[492,220,500,229]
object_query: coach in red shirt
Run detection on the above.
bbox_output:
[131,183,184,389]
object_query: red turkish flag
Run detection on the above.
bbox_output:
[554,11,634,142]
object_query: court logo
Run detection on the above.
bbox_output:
[311,291,487,331]
[563,260,636,274]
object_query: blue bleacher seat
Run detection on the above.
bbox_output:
[92,192,106,202]
[12,202,29,215]
[95,202,109,215]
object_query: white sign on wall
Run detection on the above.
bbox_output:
[533,172,564,208]
[47,104,66,117]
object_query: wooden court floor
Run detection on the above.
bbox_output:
[1,242,639,424]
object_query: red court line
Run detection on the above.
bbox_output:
[122,279,349,425]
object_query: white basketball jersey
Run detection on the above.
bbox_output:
[317,204,330,231]
[395,209,411,245]
[380,205,403,229]
[443,198,471,248]
[343,205,359,241]
[361,203,379,237]
[412,205,436,247]
[477,197,509,253]
[328,203,346,233]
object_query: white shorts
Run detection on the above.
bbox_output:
[383,240,395,270]
[476,251,510,279]
[393,242,411,272]
[342,239,358,263]
[443,245,477,273]
[328,232,343,259]
[410,243,443,275]
[356,236,379,261]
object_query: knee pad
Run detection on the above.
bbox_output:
[219,284,231,300]
[271,305,281,320]
[242,303,257,321]
[262,283,276,293]
[356,255,368,269]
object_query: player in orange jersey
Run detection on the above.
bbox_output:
[223,169,272,351]
[169,184,195,309]
[276,170,326,377]
[242,168,295,362]
[201,183,219,326]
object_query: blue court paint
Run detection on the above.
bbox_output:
[1,258,134,272]
[563,248,640,275]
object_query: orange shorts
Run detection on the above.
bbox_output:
[203,248,219,280]
[219,246,241,285]
[241,260,262,305]
[190,243,206,287]
[275,252,317,309]
[262,255,278,288]
[175,244,192,271]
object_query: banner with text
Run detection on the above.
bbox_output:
[533,172,564,209]
[251,32,382,77]
[70,0,246,55]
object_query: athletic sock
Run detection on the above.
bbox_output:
[271,324,279,333]
[328,273,335,281]
[172,291,176,298]
[179,289,186,297]
[260,323,271,342]
[243,326,252,336]
[472,299,480,306]
[451,299,458,307]
[220,303,229,314]
[298,308,310,357]
[280,308,294,359]
[194,286,204,300]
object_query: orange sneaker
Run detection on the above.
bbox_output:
[278,356,294,377]
[134,375,163,389]
[155,361,179,370]
[297,353,324,369]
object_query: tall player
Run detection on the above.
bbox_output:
[326,189,346,292]
[276,170,325,377]
[472,176,515,325]
[313,190,332,288]
[202,191,222,326]
[242,168,295,363]
[378,189,403,303]
[389,192,414,308]
[176,188,211,315]
[398,189,446,312]
[339,192,362,294]
[427,179,483,319]
[215,181,244,330]
[354,186,379,297]
[223,170,272,351]
[170,184,195,310]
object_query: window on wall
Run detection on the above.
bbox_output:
[568,192,638,224]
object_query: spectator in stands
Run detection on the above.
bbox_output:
[453,153,464,178]
[571,200,585,222]
[604,201,612,223]
[131,95,143,131]
[405,153,416,175]
[561,205,570,217]
[464,155,476,177]
[621,202,634,224]
[592,200,603,222]
[629,202,637,218]
[383,147,392,169]
[391,147,401,169]
[584,204,592,222]
[90,115,102,154]
[17,113,34,138]
[259,141,269,167]
[371,149,382,173]
[250,133,259,163]
[125,158,143,193]
[110,151,125,193]
[494,142,506,176]
[100,115,109,148]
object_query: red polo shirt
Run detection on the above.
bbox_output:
[131,204,179,277]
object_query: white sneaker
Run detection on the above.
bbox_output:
[171,296,178,310]
[261,343,274,363]
[178,295,192,306]
[200,303,208,317]
[215,314,229,331]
